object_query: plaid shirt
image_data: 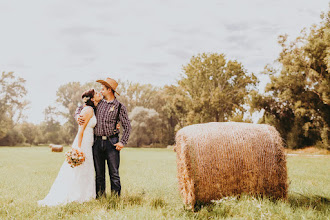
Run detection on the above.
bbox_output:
[74,99,131,145]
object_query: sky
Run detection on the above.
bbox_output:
[0,0,329,124]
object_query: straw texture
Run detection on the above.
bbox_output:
[175,122,287,208]
[50,144,63,152]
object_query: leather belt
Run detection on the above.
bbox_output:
[95,134,118,140]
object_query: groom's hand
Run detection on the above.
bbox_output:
[114,142,124,151]
[77,114,85,125]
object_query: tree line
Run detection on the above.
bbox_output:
[0,10,329,149]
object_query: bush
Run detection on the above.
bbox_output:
[0,128,25,146]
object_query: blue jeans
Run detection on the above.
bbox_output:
[93,135,121,197]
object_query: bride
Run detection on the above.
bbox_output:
[38,89,102,206]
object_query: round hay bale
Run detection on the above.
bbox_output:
[175,122,287,208]
[50,144,63,152]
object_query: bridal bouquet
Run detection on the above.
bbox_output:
[65,148,85,168]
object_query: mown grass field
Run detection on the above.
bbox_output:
[0,146,329,219]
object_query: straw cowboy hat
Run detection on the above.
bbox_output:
[96,77,120,96]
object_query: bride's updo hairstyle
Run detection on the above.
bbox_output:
[81,89,95,108]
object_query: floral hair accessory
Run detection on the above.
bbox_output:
[82,96,90,103]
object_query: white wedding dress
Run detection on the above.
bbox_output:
[38,107,96,206]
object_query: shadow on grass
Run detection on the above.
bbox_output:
[96,193,168,210]
[288,193,330,211]
[181,193,330,219]
[180,200,232,219]
[97,193,146,210]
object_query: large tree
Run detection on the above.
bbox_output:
[37,106,62,145]
[56,82,85,139]
[117,81,160,112]
[55,81,99,141]
[251,9,330,149]
[19,122,38,145]
[179,53,257,124]
[154,85,191,145]
[128,106,162,147]
[0,72,28,145]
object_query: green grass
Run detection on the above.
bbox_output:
[0,147,329,219]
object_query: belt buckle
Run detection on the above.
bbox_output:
[102,136,107,140]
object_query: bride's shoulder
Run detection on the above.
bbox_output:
[81,106,94,116]
[83,105,94,110]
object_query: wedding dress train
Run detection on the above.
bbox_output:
[38,108,96,206]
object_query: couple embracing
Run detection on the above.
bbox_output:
[38,77,131,206]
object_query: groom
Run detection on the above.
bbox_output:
[75,77,131,197]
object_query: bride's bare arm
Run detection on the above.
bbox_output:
[77,107,93,148]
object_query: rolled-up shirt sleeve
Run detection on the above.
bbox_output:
[119,104,131,145]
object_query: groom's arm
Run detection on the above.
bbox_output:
[118,104,131,146]
[74,105,84,122]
